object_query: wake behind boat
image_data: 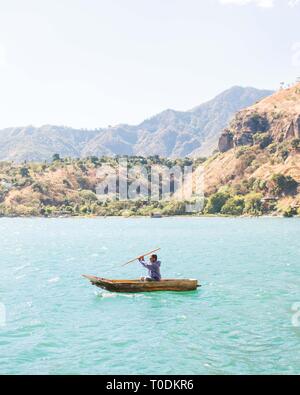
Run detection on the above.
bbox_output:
[82,275,199,293]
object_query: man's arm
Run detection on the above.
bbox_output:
[138,257,153,269]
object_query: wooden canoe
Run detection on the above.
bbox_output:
[83,275,199,293]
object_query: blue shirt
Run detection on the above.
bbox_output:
[139,259,162,281]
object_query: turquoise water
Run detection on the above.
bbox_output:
[0,217,300,375]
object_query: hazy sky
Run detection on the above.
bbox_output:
[0,0,299,129]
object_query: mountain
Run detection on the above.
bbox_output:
[189,85,274,156]
[203,83,300,214]
[219,84,300,153]
[1,85,300,217]
[0,86,273,162]
[0,126,99,163]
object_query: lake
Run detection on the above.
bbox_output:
[0,217,299,374]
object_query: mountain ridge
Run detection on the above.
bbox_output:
[0,86,273,162]
[201,83,300,214]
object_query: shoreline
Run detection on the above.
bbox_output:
[0,214,299,219]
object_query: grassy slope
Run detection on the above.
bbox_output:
[0,150,299,217]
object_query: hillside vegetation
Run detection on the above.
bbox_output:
[0,151,299,217]
[0,156,205,217]
[203,83,300,217]
[1,84,300,218]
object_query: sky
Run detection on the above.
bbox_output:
[0,0,299,129]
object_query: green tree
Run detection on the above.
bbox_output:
[283,207,297,218]
[80,205,90,214]
[253,133,273,149]
[161,201,186,216]
[270,174,298,196]
[52,153,61,162]
[221,196,245,216]
[79,189,98,202]
[244,193,263,215]
[89,156,99,165]
[291,138,300,150]
[205,192,230,214]
[20,167,30,178]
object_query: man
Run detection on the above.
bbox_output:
[138,254,162,282]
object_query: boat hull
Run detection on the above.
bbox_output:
[83,275,199,293]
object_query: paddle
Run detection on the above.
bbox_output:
[122,248,161,267]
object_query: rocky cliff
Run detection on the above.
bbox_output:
[219,83,300,152]
[203,83,300,213]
